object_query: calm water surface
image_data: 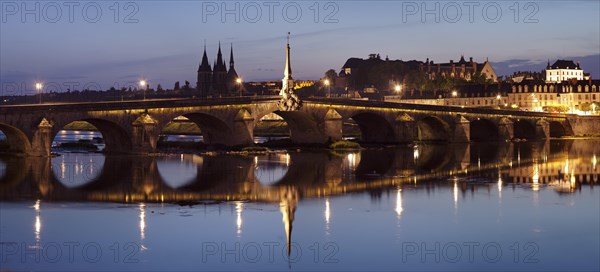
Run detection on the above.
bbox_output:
[0,139,599,271]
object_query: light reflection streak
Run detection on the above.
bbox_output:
[413,145,419,161]
[236,202,243,237]
[532,164,540,191]
[324,198,331,234]
[33,200,41,243]
[498,173,503,195]
[347,153,357,172]
[139,203,146,241]
[453,179,458,209]
[395,189,403,217]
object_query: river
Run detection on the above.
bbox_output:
[0,135,598,271]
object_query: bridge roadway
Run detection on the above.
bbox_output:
[1,96,599,156]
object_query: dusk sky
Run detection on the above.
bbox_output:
[1,1,599,93]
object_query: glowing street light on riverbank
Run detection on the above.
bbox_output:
[139,80,147,100]
[324,79,330,98]
[452,90,458,97]
[35,82,43,104]
[236,78,243,97]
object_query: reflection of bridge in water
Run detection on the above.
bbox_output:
[2,140,598,256]
[1,140,598,203]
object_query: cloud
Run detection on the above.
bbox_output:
[492,54,600,78]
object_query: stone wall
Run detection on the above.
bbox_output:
[567,116,600,136]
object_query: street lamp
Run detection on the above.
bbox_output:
[236,78,243,97]
[35,82,43,104]
[452,90,458,97]
[496,94,501,107]
[324,79,330,98]
[139,80,147,100]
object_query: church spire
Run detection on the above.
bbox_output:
[198,44,211,72]
[284,32,292,80]
[214,41,226,72]
[229,43,235,70]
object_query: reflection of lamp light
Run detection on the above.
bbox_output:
[325,198,330,226]
[532,164,539,191]
[34,200,41,243]
[236,202,243,237]
[453,180,458,209]
[139,203,146,240]
[395,189,403,217]
[413,145,419,161]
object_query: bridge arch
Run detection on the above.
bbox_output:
[347,112,396,144]
[258,110,325,144]
[157,116,203,148]
[549,121,567,138]
[0,123,32,154]
[179,113,231,145]
[53,119,132,153]
[470,118,499,141]
[416,116,450,142]
[513,119,537,139]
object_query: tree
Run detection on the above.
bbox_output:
[174,81,180,91]
[323,69,338,90]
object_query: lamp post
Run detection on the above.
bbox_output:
[139,80,147,101]
[35,82,43,104]
[324,79,330,98]
[236,78,243,97]
[395,84,402,100]
[496,94,502,108]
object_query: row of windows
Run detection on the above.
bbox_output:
[513,85,598,93]
[548,70,582,76]
[445,99,504,106]
[509,93,597,101]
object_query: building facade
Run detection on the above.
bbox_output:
[421,56,498,82]
[545,60,584,83]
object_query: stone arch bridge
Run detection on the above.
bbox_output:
[0,97,597,156]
